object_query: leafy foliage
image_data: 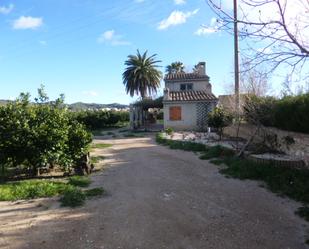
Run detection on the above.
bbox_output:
[71,110,129,130]
[244,93,309,133]
[208,107,233,139]
[0,87,92,178]
[166,61,185,74]
[123,50,162,98]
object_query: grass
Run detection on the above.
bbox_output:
[0,175,105,208]
[68,176,91,187]
[199,145,235,160]
[0,180,68,201]
[90,156,106,164]
[85,187,105,197]
[59,187,86,207]
[91,143,112,149]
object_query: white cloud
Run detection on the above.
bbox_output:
[82,91,99,97]
[97,30,131,46]
[39,40,47,46]
[13,16,43,30]
[174,0,186,5]
[195,17,219,36]
[134,0,145,2]
[0,4,14,14]
[158,9,199,30]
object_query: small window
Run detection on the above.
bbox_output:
[169,106,181,121]
[180,83,193,91]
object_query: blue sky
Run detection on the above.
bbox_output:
[0,0,237,104]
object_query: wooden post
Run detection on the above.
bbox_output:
[234,0,240,113]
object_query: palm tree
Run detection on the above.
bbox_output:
[123,50,162,99]
[165,61,185,74]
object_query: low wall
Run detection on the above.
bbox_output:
[224,124,309,165]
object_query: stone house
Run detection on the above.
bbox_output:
[163,62,218,131]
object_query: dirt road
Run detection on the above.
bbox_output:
[0,136,308,249]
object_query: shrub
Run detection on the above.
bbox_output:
[244,93,309,134]
[71,110,129,130]
[60,187,86,207]
[208,107,233,139]
[0,87,92,178]
[165,128,174,135]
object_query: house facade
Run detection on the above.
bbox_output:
[163,62,218,131]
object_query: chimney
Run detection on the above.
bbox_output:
[196,62,206,75]
[163,88,170,101]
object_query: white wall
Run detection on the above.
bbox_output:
[163,102,198,130]
[165,81,212,92]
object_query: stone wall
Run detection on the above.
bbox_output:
[224,124,309,164]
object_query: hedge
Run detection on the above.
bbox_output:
[244,93,309,134]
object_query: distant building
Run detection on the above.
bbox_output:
[163,62,218,131]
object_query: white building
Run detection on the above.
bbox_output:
[163,62,218,131]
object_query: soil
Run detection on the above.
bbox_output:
[0,136,308,249]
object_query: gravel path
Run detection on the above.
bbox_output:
[0,136,308,249]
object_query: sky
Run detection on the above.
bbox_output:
[0,0,282,104]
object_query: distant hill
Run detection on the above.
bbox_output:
[0,99,128,110]
[68,102,129,111]
[0,99,10,105]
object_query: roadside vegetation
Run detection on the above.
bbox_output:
[156,132,309,224]
[91,143,113,149]
[71,110,129,133]
[0,176,105,207]
[0,86,92,180]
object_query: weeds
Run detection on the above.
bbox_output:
[85,187,105,198]
[91,143,112,149]
[0,180,68,201]
[68,176,91,187]
[60,187,86,207]
[90,156,106,164]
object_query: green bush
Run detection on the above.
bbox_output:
[0,87,92,178]
[244,93,309,133]
[71,110,129,130]
[208,107,233,139]
[68,176,91,187]
[165,128,174,135]
[60,187,86,207]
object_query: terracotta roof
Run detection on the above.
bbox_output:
[165,91,217,102]
[164,73,209,81]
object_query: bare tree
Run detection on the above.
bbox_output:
[240,59,269,96]
[206,0,309,78]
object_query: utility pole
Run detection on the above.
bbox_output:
[234,0,240,113]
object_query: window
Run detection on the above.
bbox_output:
[180,83,193,91]
[169,106,182,121]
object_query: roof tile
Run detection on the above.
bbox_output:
[165,91,217,102]
[164,73,209,81]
